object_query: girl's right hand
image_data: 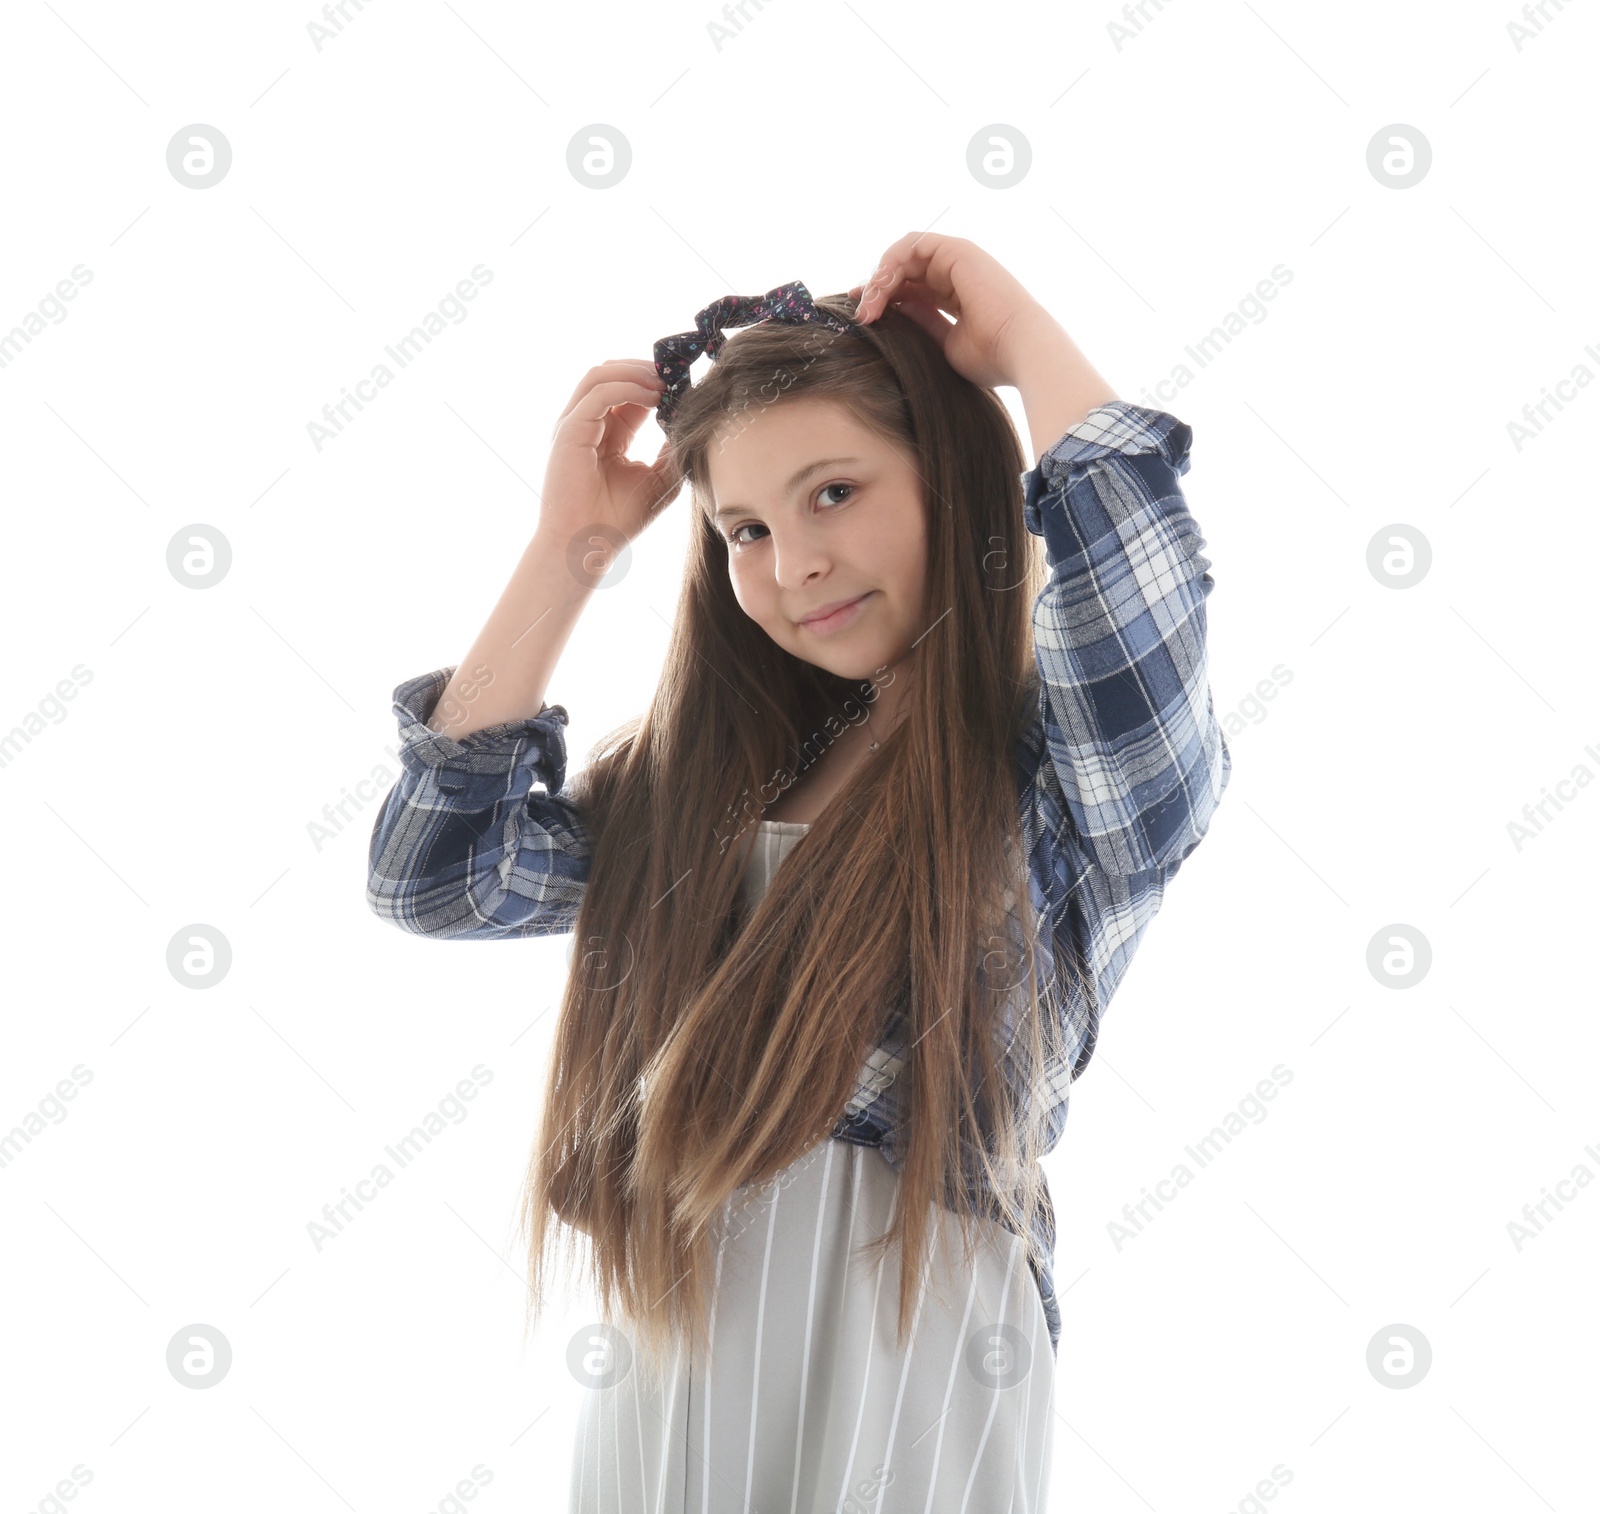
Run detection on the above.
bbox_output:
[538,359,682,549]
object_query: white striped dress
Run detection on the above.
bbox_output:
[568,819,1056,1513]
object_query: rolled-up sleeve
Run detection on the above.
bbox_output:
[365,666,591,939]
[1025,402,1230,877]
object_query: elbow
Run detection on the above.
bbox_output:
[1154,719,1232,875]
[1104,714,1231,877]
[365,872,428,936]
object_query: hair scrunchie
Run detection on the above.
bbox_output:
[652,280,860,431]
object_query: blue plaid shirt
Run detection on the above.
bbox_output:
[367,400,1231,1358]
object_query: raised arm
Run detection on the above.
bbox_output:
[366,357,681,940]
[848,235,1231,1078]
[1023,399,1229,877]
[1013,398,1232,1092]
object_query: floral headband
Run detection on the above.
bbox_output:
[651,280,861,431]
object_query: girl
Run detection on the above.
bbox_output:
[367,232,1231,1512]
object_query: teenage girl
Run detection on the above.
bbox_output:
[367,231,1231,1512]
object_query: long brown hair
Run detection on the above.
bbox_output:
[517,293,1079,1379]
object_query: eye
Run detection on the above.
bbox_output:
[722,482,856,549]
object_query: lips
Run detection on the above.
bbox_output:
[798,592,872,633]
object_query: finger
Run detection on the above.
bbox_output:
[595,401,659,460]
[857,233,964,319]
[861,258,956,323]
[885,291,954,351]
[866,228,942,287]
[558,373,665,425]
[604,436,683,519]
[853,231,926,313]
[583,400,660,464]
[560,361,665,416]
[644,441,685,514]
[885,276,962,320]
[556,379,665,447]
[603,427,680,485]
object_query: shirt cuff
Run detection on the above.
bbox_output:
[1022,401,1193,535]
[391,665,571,798]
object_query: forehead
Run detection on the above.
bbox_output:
[704,395,895,504]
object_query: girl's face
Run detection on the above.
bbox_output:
[704,395,929,683]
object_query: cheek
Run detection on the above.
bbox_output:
[875,521,926,604]
[904,512,930,597]
[728,561,777,628]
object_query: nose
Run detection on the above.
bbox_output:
[768,522,833,592]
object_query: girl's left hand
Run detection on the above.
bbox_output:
[848,233,1058,391]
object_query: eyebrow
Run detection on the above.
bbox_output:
[711,457,862,523]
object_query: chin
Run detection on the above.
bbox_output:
[798,642,891,683]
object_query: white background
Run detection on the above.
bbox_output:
[1,0,1596,1510]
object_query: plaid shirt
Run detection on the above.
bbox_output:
[367,400,1231,1359]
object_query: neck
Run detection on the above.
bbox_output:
[864,653,913,735]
